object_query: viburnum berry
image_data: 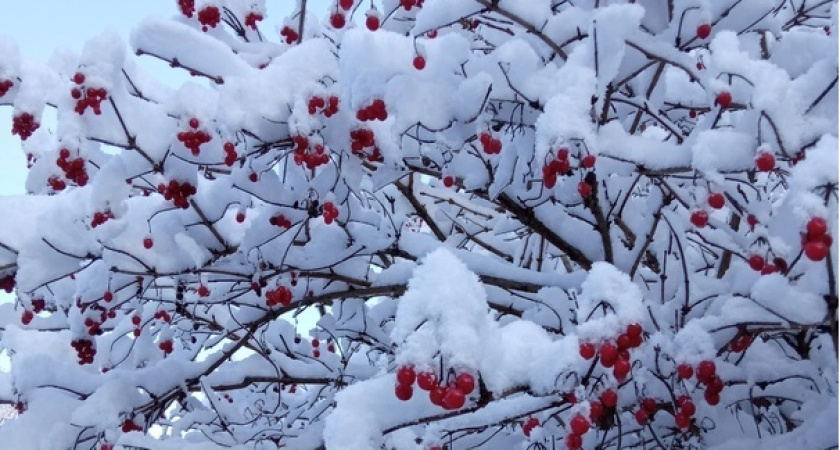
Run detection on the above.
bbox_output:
[365,14,380,31]
[197,285,210,297]
[708,193,725,209]
[579,342,596,359]
[330,12,346,29]
[244,11,263,29]
[11,112,39,141]
[679,398,696,416]
[417,371,437,390]
[397,365,416,386]
[429,385,446,406]
[599,342,619,367]
[581,154,596,169]
[565,432,583,450]
[280,26,300,44]
[696,360,716,383]
[675,411,691,430]
[613,359,631,381]
[522,416,539,437]
[690,210,709,227]
[177,0,195,17]
[704,390,720,405]
[755,152,775,172]
[696,23,712,39]
[570,414,589,435]
[159,340,174,354]
[588,401,604,421]
[236,212,246,223]
[616,333,631,350]
[601,389,618,408]
[577,181,592,198]
[716,91,732,108]
[804,241,829,261]
[143,237,154,249]
[395,383,413,401]
[806,217,828,239]
[413,55,426,70]
[197,6,221,31]
[21,310,34,325]
[339,0,354,10]
[455,372,475,394]
[132,315,141,326]
[748,255,765,271]
[443,175,454,188]
[103,291,113,302]
[441,385,466,410]
[642,398,657,414]
[0,79,14,97]
[634,408,649,425]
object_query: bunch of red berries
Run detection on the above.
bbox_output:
[292,139,330,169]
[71,81,108,116]
[177,0,195,17]
[578,323,644,382]
[632,397,660,425]
[322,202,339,224]
[11,112,39,141]
[356,99,388,121]
[177,118,212,156]
[399,0,423,11]
[542,148,571,189]
[244,11,263,29]
[223,142,237,166]
[90,209,114,228]
[522,416,540,437]
[159,339,174,355]
[349,128,382,161]
[266,286,292,307]
[395,366,476,411]
[280,26,300,44]
[802,216,831,261]
[157,179,196,209]
[71,338,96,365]
[121,419,142,433]
[198,6,221,31]
[56,148,89,186]
[478,132,502,154]
[31,298,45,313]
[48,177,67,191]
[0,79,13,97]
[269,214,292,228]
[676,360,724,405]
[308,95,339,117]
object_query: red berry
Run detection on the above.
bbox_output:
[581,154,596,168]
[748,255,765,271]
[634,409,648,425]
[365,15,380,31]
[73,72,86,84]
[103,291,113,302]
[413,56,426,71]
[143,238,154,249]
[429,385,445,406]
[599,343,618,367]
[675,412,691,429]
[189,118,199,129]
[577,181,592,198]
[616,333,631,350]
[443,176,454,188]
[680,399,696,416]
[330,13,346,29]
[588,401,604,421]
[441,386,466,410]
[696,360,716,383]
[455,373,475,394]
[236,212,246,223]
[565,432,582,450]
[755,152,775,172]
[708,193,725,209]
[690,210,709,227]
[716,91,732,108]
[397,365,416,386]
[613,359,631,380]
[626,323,643,338]
[579,342,596,360]
[21,310,34,325]
[703,390,720,405]
[417,371,437,390]
[339,0,354,10]
[803,242,829,262]
[570,414,589,435]
[696,23,711,39]
[198,285,210,297]
[642,398,657,414]
[601,389,618,408]
[395,383,413,401]
[807,217,828,239]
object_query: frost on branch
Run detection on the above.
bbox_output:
[0,0,837,449]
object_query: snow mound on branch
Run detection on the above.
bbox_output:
[575,262,645,341]
[391,248,494,370]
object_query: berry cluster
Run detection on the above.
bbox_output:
[198,6,221,31]
[395,366,476,411]
[522,416,540,437]
[223,142,237,166]
[90,209,114,228]
[269,214,292,228]
[541,148,571,188]
[802,217,831,261]
[747,254,789,275]
[0,79,13,97]
[56,148,89,186]
[48,177,67,191]
[311,338,322,358]
[291,135,330,169]
[71,73,108,115]
[322,202,339,224]
[71,338,96,365]
[308,95,339,117]
[755,151,775,172]
[356,99,388,121]
[31,298,45,313]
[177,0,195,17]
[0,274,15,293]
[177,118,212,156]
[159,339,174,355]
[564,413,592,449]
[157,179,196,209]
[244,11,263,29]
[349,128,382,162]
[478,132,502,154]
[632,397,661,425]
[676,360,724,405]
[399,0,424,11]
[154,310,172,323]
[266,286,293,307]
[280,26,300,44]
[578,323,644,382]
[11,112,39,141]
